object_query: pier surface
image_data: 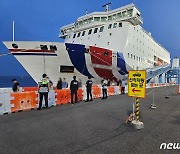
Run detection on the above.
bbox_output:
[0,86,180,154]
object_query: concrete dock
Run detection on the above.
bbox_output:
[0,86,179,154]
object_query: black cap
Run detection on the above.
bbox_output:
[42,73,47,78]
[73,76,76,79]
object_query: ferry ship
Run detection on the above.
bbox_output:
[3,3,170,85]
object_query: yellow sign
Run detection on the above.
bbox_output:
[128,70,146,98]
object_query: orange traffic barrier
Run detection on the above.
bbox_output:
[22,87,38,92]
[55,89,70,105]
[108,86,115,96]
[10,91,38,112]
[77,88,83,102]
[92,86,101,99]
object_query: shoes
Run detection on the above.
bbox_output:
[37,107,42,110]
[85,100,89,102]
[90,99,93,101]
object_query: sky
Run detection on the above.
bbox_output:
[0,0,180,77]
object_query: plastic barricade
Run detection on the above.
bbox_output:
[108,86,115,96]
[55,89,70,105]
[38,90,56,107]
[22,87,38,92]
[92,86,102,99]
[0,92,12,115]
[114,86,120,95]
[10,91,38,112]
[77,88,83,102]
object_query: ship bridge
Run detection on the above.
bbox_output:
[59,3,143,39]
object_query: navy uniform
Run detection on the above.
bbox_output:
[70,76,78,104]
[85,77,93,102]
[37,74,50,110]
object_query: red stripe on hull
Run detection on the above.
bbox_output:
[89,46,115,80]
[94,68,116,80]
[89,46,112,66]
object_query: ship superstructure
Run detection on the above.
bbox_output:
[60,3,170,76]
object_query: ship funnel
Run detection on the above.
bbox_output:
[102,2,112,12]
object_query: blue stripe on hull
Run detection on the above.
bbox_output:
[65,43,93,77]
[117,52,128,75]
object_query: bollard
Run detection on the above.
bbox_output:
[150,88,156,109]
[132,97,144,129]
[136,97,140,121]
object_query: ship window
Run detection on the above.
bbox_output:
[119,23,122,27]
[40,45,48,50]
[94,28,98,33]
[88,17,93,23]
[122,11,127,17]
[108,16,112,21]
[60,65,74,73]
[88,29,92,35]
[113,14,117,19]
[128,53,129,58]
[108,24,112,29]
[127,9,133,17]
[134,55,135,60]
[99,26,104,32]
[117,12,122,18]
[12,43,18,48]
[101,17,107,21]
[113,23,117,28]
[50,45,57,51]
[82,31,86,36]
[73,33,76,38]
[77,32,81,37]
[94,17,100,22]
[131,54,132,58]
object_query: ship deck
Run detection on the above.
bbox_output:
[0,86,180,154]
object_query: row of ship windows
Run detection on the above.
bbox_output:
[128,53,154,65]
[72,22,122,39]
[132,27,164,51]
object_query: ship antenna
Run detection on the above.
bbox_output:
[102,2,112,12]
[85,9,88,15]
[12,20,15,42]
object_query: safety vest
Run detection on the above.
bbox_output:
[39,78,49,92]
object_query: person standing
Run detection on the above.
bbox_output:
[37,74,50,110]
[102,78,108,99]
[121,79,126,94]
[85,77,93,102]
[12,79,20,92]
[70,76,78,104]
[56,77,62,89]
[78,79,82,88]
[62,77,68,88]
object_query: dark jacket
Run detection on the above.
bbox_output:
[70,79,78,92]
[56,80,62,89]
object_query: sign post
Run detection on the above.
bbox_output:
[128,70,146,129]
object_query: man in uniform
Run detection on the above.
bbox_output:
[37,74,50,110]
[102,78,108,99]
[70,76,78,104]
[85,77,93,102]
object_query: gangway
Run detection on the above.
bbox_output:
[146,64,171,83]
